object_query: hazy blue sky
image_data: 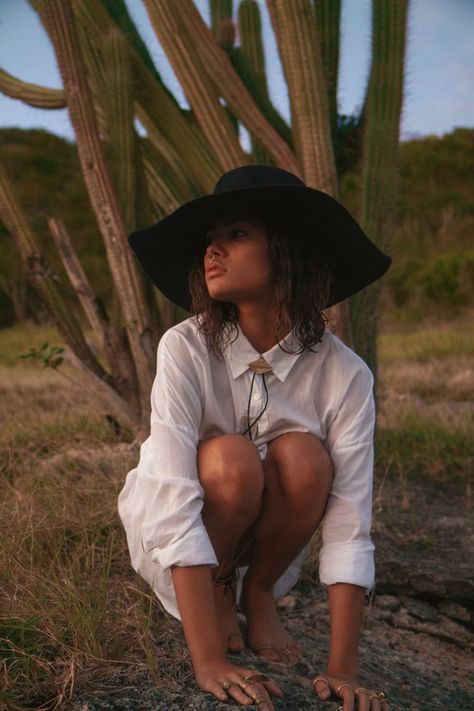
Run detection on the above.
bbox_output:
[0,0,472,144]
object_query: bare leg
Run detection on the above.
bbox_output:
[197,434,264,652]
[241,432,334,662]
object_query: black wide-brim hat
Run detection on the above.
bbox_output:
[129,165,391,310]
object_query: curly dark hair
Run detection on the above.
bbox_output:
[188,208,332,358]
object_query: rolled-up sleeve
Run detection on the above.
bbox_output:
[118,329,218,579]
[319,363,376,591]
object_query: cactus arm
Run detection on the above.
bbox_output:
[210,0,233,37]
[0,68,66,108]
[178,0,298,172]
[146,0,298,173]
[47,216,138,404]
[266,0,337,194]
[350,0,409,371]
[143,0,247,171]
[229,47,292,146]
[73,0,221,194]
[38,0,156,419]
[100,0,166,85]
[103,27,136,231]
[237,0,272,163]
[139,139,192,220]
[313,0,341,144]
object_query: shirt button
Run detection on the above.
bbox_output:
[253,393,260,400]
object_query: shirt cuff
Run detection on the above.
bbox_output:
[319,540,375,592]
[149,525,219,571]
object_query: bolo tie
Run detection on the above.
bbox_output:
[241,357,273,440]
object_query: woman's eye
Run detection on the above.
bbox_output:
[230,228,245,238]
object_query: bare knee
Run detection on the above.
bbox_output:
[264,432,334,516]
[197,434,264,515]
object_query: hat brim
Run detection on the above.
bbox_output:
[129,184,391,311]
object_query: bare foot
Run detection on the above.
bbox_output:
[241,582,302,663]
[212,582,244,653]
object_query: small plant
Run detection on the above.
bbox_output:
[18,342,65,370]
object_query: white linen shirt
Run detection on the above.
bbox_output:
[118,315,376,620]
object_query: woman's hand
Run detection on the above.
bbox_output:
[195,658,283,710]
[312,673,390,710]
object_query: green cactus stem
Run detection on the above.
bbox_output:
[266,0,337,194]
[74,0,221,194]
[143,0,247,171]
[0,68,66,108]
[350,0,409,372]
[313,0,341,144]
[238,0,272,163]
[152,0,298,173]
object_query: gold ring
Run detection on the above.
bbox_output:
[354,687,370,695]
[336,682,352,695]
[312,674,329,689]
[369,693,380,702]
[244,673,269,682]
[239,680,252,690]
[222,680,239,691]
[379,691,388,699]
[253,698,265,706]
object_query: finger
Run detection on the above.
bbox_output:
[313,677,331,700]
[381,699,391,711]
[206,680,229,703]
[354,691,370,711]
[339,687,355,711]
[237,682,274,710]
[227,683,254,706]
[262,678,284,698]
[369,694,381,711]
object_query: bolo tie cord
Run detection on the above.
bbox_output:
[242,371,269,440]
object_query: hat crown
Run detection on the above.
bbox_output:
[213,164,306,194]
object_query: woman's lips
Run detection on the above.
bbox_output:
[206,266,226,277]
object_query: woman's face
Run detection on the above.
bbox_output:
[203,213,275,305]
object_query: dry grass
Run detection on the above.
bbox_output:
[0,326,191,709]
[376,309,473,483]
[0,316,472,708]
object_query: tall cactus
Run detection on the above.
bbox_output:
[350,0,409,373]
[314,0,341,146]
[0,0,409,425]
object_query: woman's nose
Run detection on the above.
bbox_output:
[205,240,224,258]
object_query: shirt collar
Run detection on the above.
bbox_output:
[223,324,303,382]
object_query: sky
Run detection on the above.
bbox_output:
[0,0,473,145]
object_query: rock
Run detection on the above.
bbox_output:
[376,594,401,612]
[438,600,472,626]
[399,596,439,622]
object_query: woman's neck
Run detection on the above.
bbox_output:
[237,302,292,354]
